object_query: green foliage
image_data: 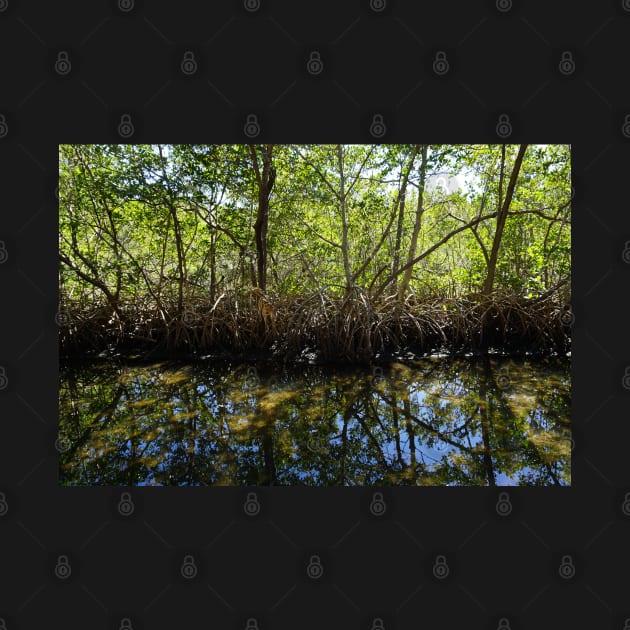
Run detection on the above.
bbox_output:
[59,144,570,309]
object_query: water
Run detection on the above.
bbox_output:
[58,357,571,486]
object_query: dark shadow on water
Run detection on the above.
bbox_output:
[58,357,571,486]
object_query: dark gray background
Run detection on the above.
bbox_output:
[1,0,629,628]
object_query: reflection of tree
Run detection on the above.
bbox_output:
[59,358,571,486]
[479,359,496,486]
[256,394,277,485]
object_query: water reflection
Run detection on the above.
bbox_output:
[58,358,571,486]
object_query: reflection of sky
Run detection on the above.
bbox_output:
[60,360,571,486]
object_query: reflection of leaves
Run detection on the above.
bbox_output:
[306,432,328,454]
[59,358,571,486]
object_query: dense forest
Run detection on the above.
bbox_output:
[58,144,571,362]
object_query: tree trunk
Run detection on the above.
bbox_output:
[157,145,187,317]
[249,144,275,293]
[479,359,496,486]
[398,145,428,300]
[337,144,353,295]
[209,231,216,303]
[350,145,419,290]
[482,144,528,295]
[391,178,407,292]
[167,200,186,317]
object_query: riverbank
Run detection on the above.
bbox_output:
[58,289,571,364]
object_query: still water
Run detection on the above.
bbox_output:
[59,358,571,486]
